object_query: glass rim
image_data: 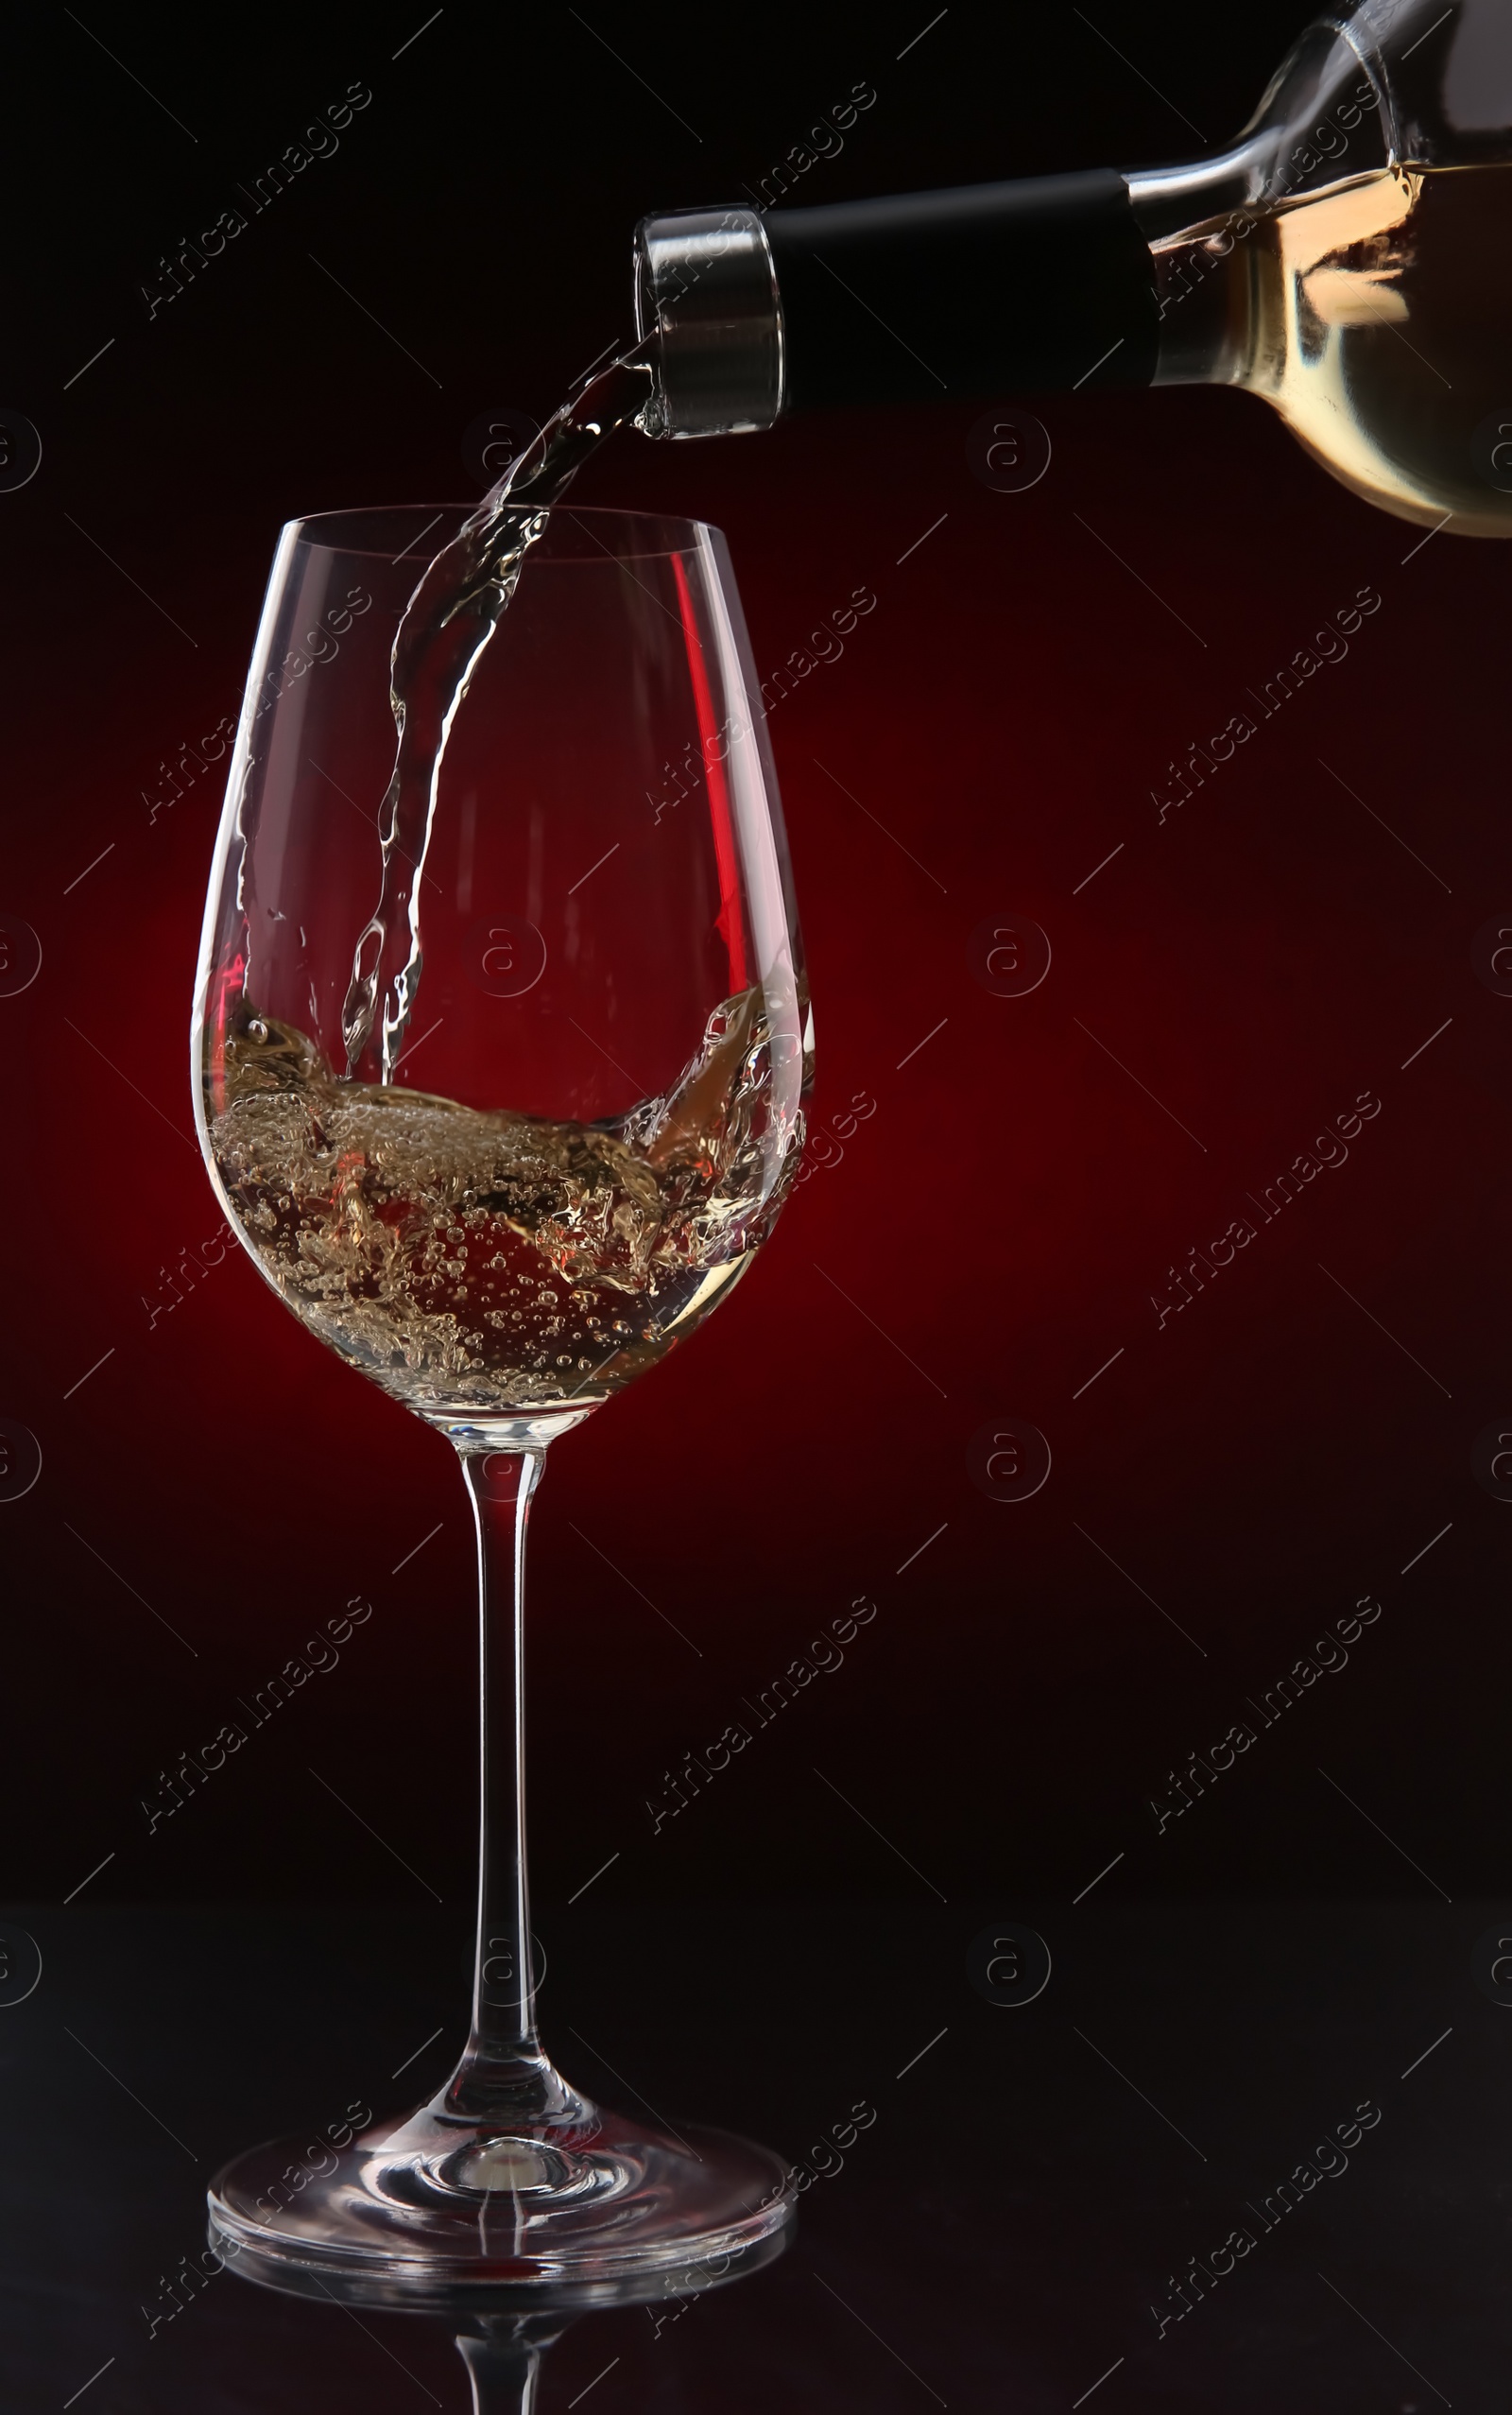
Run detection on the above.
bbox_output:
[285,501,719,563]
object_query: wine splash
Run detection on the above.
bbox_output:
[339,346,658,1084]
[210,987,792,1423]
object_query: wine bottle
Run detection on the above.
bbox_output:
[633,0,1512,535]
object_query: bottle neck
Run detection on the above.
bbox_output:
[1126,136,1288,245]
[636,171,1161,433]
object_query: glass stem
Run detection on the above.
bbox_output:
[455,2316,570,2413]
[438,1445,584,2130]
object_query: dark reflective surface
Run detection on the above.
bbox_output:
[1,1899,1504,2409]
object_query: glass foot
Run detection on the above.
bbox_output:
[207,2096,796,2311]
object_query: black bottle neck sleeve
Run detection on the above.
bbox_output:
[763,169,1159,410]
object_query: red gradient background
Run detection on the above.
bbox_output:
[4,0,1508,1915]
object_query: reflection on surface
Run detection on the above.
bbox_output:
[3,1902,1498,2410]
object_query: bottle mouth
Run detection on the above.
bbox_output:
[632,206,784,439]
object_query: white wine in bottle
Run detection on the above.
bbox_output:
[1152,163,1512,536]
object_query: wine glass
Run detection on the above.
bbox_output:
[191,503,811,2301]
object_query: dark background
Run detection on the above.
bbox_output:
[3,0,1507,1931]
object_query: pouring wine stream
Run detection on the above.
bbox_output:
[340,346,657,1084]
